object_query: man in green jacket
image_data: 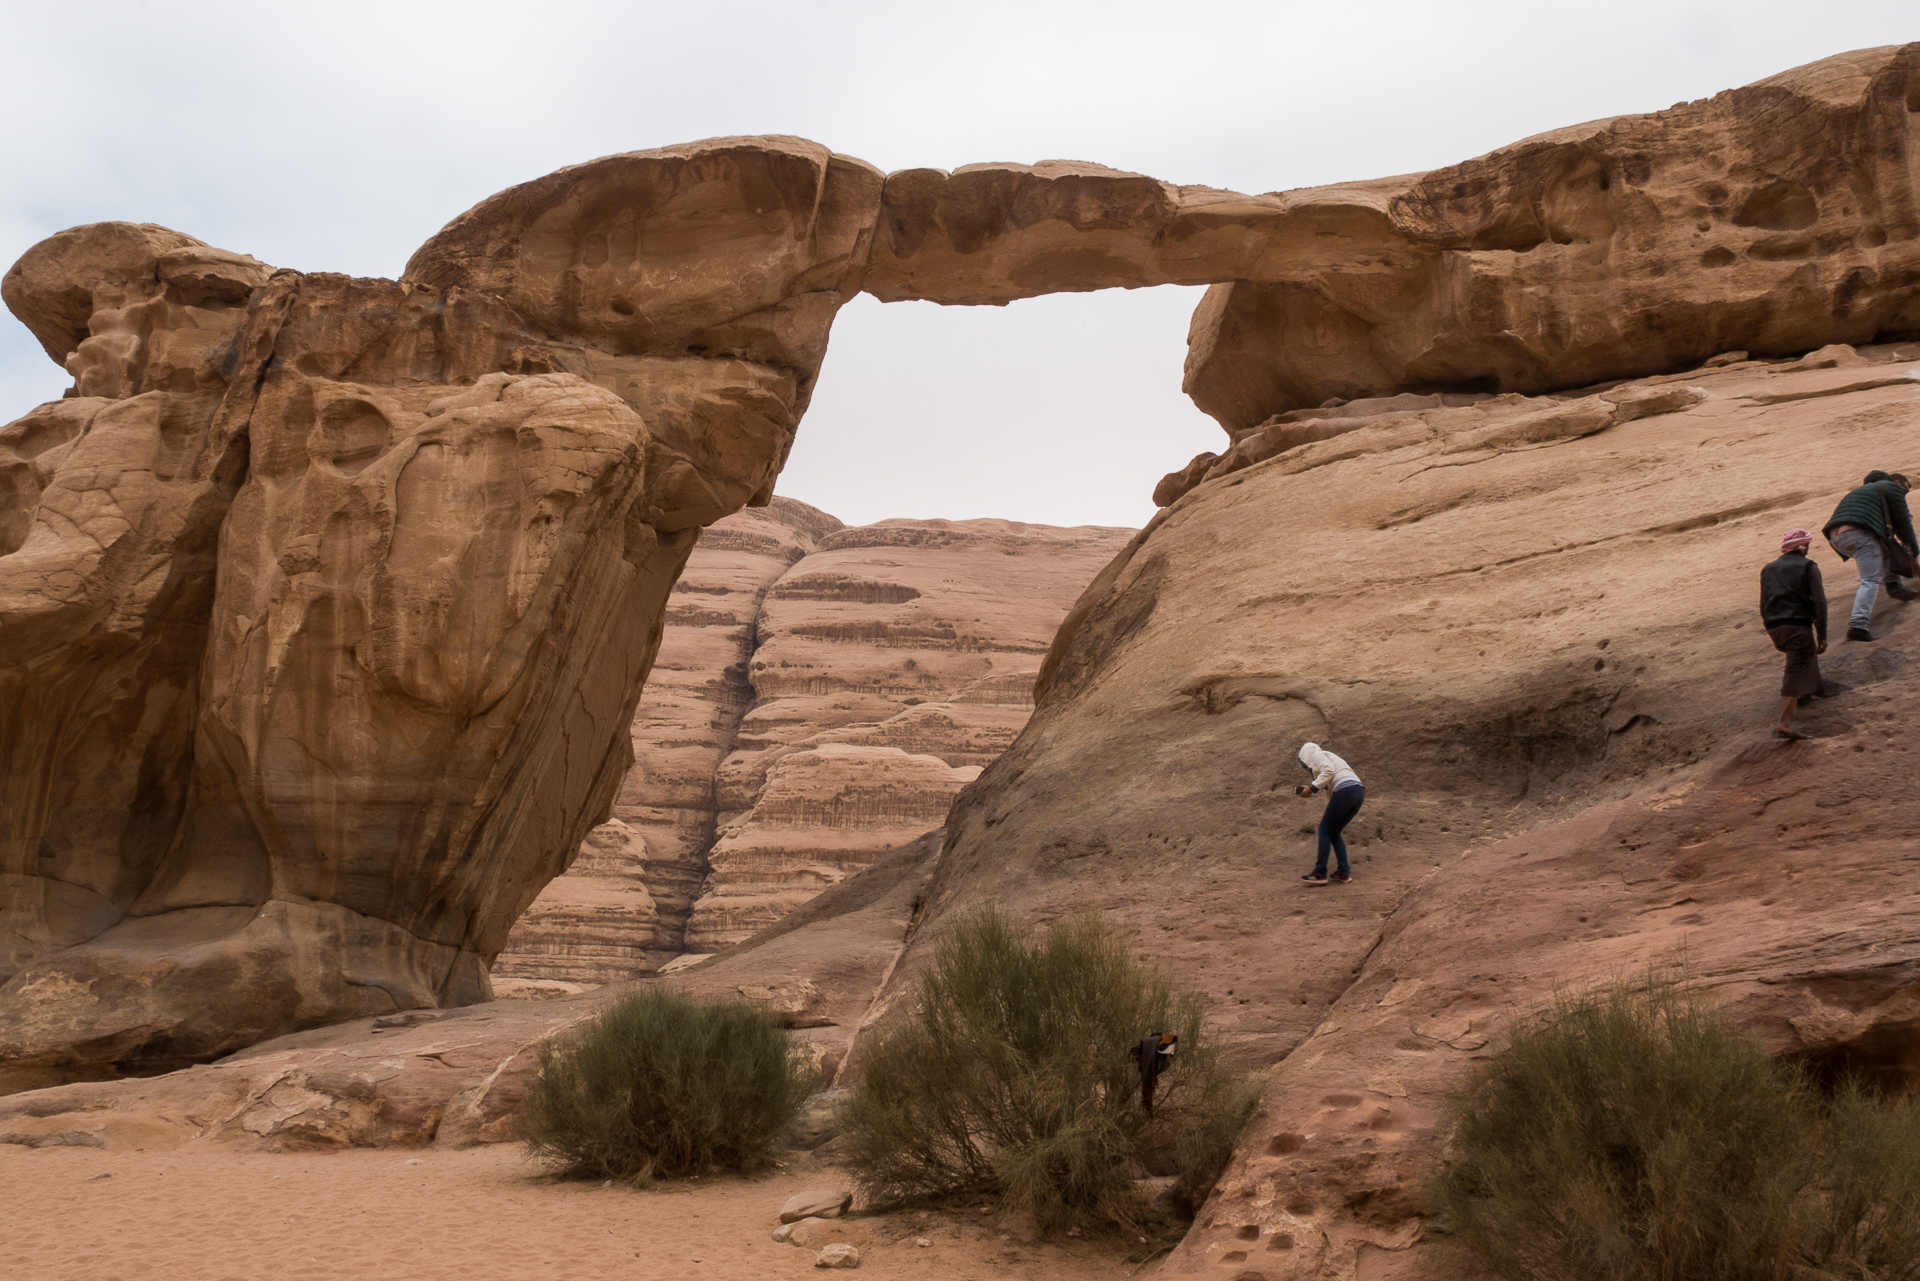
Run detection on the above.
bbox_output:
[1821,470,1917,642]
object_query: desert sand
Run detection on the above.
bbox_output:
[0,1143,1163,1281]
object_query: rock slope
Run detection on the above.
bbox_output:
[912,342,1920,1279]
[493,508,1132,982]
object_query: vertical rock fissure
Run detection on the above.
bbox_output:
[669,569,780,952]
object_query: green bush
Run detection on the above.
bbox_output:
[518,986,813,1181]
[837,908,1255,1231]
[1429,979,1920,1281]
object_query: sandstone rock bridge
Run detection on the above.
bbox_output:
[1,44,1917,1080]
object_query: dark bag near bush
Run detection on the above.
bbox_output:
[835,909,1254,1232]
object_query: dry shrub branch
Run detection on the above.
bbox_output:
[519,987,813,1181]
[1430,978,1920,1281]
[838,908,1255,1231]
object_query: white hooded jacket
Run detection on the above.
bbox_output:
[1299,742,1361,793]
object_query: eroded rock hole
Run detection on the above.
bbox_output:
[1733,181,1818,231]
[313,398,392,477]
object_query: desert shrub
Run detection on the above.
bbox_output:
[518,986,813,1181]
[1429,978,1920,1281]
[1802,1080,1920,1281]
[837,908,1255,1231]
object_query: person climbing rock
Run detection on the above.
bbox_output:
[1759,527,1827,740]
[1296,742,1364,885]
[1822,470,1918,641]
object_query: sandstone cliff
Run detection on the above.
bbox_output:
[908,342,1920,1278]
[489,498,841,984]
[0,139,884,1077]
[492,506,1132,982]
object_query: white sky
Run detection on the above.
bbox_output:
[3,1,1914,527]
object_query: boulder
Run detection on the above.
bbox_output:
[783,1218,844,1249]
[781,1188,853,1222]
[782,1089,848,1151]
[814,1243,860,1268]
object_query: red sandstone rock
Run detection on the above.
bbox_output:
[494,512,1131,978]
[1182,45,1920,433]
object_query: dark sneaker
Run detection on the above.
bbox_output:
[1331,872,1352,883]
[1888,581,1920,602]
[1301,873,1329,885]
[1846,627,1874,642]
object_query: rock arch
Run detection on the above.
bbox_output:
[1,42,1918,1075]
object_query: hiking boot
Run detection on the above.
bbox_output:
[1301,873,1329,885]
[1888,580,1920,602]
[1846,627,1874,642]
[1331,872,1352,883]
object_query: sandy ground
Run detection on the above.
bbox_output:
[0,1142,1167,1281]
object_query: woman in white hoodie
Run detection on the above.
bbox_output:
[1296,742,1364,884]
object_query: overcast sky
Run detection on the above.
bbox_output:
[3,1,1913,528]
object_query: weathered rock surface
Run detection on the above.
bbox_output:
[492,498,842,982]
[0,824,938,1143]
[0,137,885,1073]
[493,510,1129,979]
[690,517,1132,949]
[0,234,717,1074]
[1181,44,1920,434]
[894,343,1920,1278]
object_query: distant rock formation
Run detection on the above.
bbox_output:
[3,44,1916,1081]
[492,503,1131,982]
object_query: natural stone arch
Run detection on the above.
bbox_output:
[0,42,1917,1078]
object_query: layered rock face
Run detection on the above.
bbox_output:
[491,498,839,981]
[0,140,881,1077]
[493,508,1131,981]
[691,516,1132,949]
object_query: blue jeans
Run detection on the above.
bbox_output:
[1830,527,1884,631]
[1314,783,1366,876]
